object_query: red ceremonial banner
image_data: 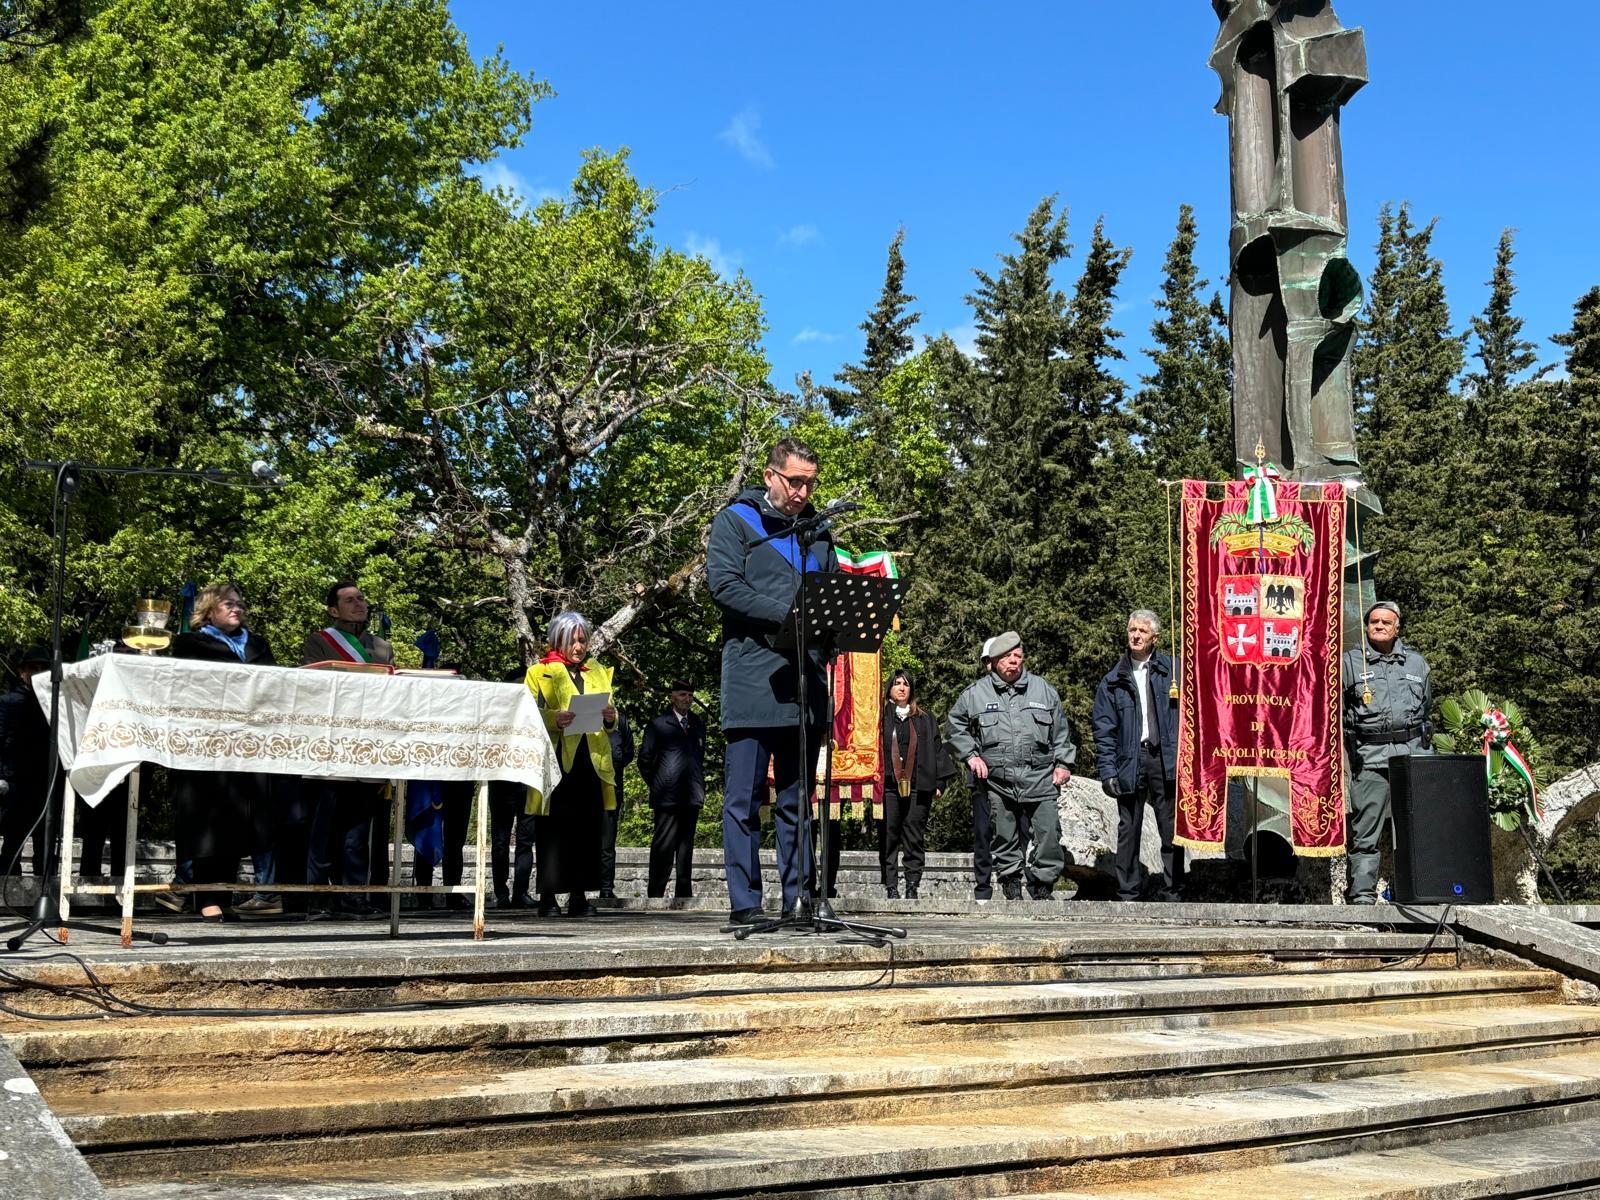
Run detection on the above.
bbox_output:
[1176,479,1346,855]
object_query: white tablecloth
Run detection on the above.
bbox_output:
[34,655,562,806]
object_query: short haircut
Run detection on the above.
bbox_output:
[193,582,243,629]
[546,611,591,658]
[768,436,818,470]
[1128,608,1161,635]
[325,580,361,609]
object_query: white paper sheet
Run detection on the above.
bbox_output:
[566,691,612,735]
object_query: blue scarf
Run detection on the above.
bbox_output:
[201,624,249,662]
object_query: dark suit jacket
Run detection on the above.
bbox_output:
[171,629,278,666]
[637,709,707,809]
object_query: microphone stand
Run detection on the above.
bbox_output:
[729,504,905,945]
[5,458,276,953]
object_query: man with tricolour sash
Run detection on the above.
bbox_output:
[299,581,394,916]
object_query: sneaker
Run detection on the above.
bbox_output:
[150,890,188,914]
[232,895,283,919]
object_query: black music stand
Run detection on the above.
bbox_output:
[733,570,908,943]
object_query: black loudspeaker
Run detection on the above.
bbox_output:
[1389,753,1495,904]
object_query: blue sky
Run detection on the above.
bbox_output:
[448,2,1598,392]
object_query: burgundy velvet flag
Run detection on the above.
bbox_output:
[1176,478,1347,855]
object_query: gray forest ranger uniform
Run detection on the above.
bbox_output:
[948,667,1076,898]
[1342,639,1433,902]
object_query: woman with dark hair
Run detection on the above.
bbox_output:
[878,671,952,900]
[167,582,279,921]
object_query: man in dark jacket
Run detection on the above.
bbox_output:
[0,645,53,877]
[637,679,706,898]
[707,436,838,923]
[1090,609,1183,901]
[598,709,635,902]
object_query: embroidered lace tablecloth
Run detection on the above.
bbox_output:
[34,655,559,806]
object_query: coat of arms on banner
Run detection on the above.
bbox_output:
[1219,574,1305,665]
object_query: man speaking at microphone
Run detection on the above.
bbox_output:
[708,437,841,925]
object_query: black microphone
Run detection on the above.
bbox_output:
[250,460,284,485]
[815,499,862,519]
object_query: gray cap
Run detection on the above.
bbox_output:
[1365,600,1401,620]
[987,630,1022,659]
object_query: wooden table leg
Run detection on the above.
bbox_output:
[57,780,76,942]
[120,770,140,947]
[390,781,405,938]
[474,781,488,940]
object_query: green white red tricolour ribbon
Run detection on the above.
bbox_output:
[1243,463,1282,524]
[1481,708,1541,819]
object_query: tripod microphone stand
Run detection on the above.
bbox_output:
[5,458,276,952]
[729,508,907,944]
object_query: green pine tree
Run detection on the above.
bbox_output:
[1464,229,1541,447]
[907,200,1133,736]
[1351,203,1467,688]
[823,227,919,420]
[1133,204,1233,483]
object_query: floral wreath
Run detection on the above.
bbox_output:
[1433,689,1547,831]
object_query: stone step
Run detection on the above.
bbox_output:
[53,1002,1600,1155]
[95,1050,1600,1198]
[1036,1110,1600,1198]
[9,969,1559,1082]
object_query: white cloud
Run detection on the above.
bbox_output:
[778,223,820,248]
[718,107,774,168]
[944,323,980,356]
[684,232,741,278]
[792,328,839,345]
[474,160,560,207]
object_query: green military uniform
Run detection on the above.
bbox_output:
[947,669,1076,896]
[1342,639,1432,902]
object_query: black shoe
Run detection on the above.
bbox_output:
[779,899,815,920]
[1154,889,1184,903]
[598,889,617,902]
[566,894,596,918]
[492,892,510,909]
[905,885,919,900]
[536,896,561,917]
[1027,879,1055,901]
[974,887,993,902]
[725,906,765,927]
[341,901,380,919]
[446,894,469,911]
[510,893,537,910]
[885,887,901,900]
[1000,876,1024,901]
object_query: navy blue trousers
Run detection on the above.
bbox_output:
[722,726,822,912]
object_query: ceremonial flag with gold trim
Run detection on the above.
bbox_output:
[1177,479,1346,855]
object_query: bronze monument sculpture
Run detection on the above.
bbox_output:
[1209,2,1374,890]
[1209,0,1367,483]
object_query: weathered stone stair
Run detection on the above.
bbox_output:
[6,915,1600,1199]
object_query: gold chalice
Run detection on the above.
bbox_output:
[122,598,173,655]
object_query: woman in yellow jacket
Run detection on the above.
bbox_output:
[526,611,618,917]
